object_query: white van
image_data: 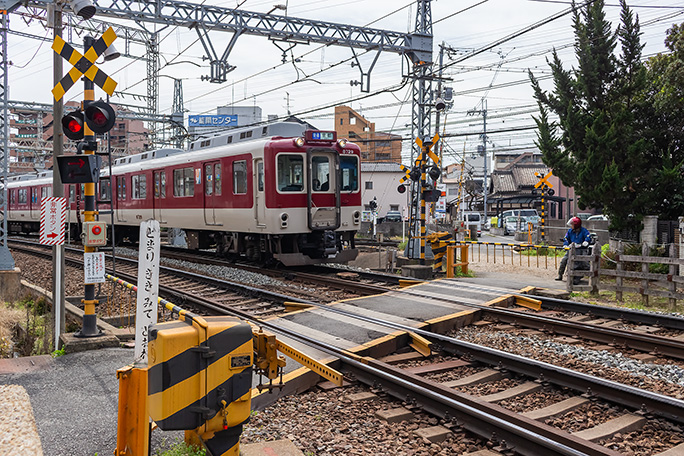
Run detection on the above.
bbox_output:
[460,212,482,237]
[498,209,539,234]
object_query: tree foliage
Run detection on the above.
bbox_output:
[530,0,684,230]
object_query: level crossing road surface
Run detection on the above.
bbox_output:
[0,277,565,456]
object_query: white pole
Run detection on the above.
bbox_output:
[54,250,61,349]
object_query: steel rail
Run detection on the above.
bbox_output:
[13,241,684,427]
[154,284,619,456]
[436,280,684,330]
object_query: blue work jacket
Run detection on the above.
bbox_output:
[563,227,592,246]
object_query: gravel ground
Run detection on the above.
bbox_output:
[242,385,490,456]
[451,327,684,398]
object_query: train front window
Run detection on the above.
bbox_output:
[277,154,303,192]
[340,155,359,192]
[312,156,330,192]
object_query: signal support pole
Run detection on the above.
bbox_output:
[51,2,65,348]
[75,35,101,338]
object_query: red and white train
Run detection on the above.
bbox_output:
[7,122,362,266]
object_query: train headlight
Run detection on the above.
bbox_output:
[293,137,305,147]
[353,210,360,225]
[280,212,289,228]
[337,138,348,148]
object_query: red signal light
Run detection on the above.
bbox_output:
[91,110,108,127]
[67,119,82,133]
[84,100,116,134]
[61,110,85,141]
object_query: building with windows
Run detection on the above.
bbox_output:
[9,103,150,175]
[360,162,406,218]
[334,106,401,162]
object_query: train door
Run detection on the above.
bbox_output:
[29,187,40,219]
[307,150,340,230]
[254,158,266,227]
[203,161,221,225]
[153,171,166,223]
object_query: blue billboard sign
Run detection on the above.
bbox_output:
[188,115,238,127]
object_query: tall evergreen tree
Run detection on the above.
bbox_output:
[529,0,670,230]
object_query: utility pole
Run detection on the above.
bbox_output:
[467,100,488,218]
[0,10,15,272]
[51,2,65,348]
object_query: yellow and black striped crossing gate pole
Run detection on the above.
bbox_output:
[540,186,546,243]
[78,35,100,337]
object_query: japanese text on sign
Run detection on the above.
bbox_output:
[135,220,161,364]
[39,197,67,245]
[83,252,105,284]
[188,115,238,126]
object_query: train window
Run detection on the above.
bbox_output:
[18,189,27,204]
[173,168,194,197]
[277,154,303,192]
[161,171,166,198]
[41,186,52,199]
[340,155,359,192]
[132,175,147,199]
[69,186,76,203]
[257,162,264,192]
[312,156,330,192]
[9,189,15,205]
[100,180,111,201]
[31,188,38,204]
[205,164,213,196]
[117,177,126,200]
[215,164,222,196]
[233,160,247,194]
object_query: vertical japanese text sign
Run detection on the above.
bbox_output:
[135,220,161,364]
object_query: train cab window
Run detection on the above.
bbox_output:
[117,177,126,200]
[340,155,359,192]
[215,164,222,196]
[100,180,111,201]
[173,168,194,197]
[132,175,147,199]
[233,160,247,195]
[277,154,303,192]
[18,189,27,204]
[312,156,330,192]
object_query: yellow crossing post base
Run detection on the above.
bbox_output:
[115,364,149,456]
[446,244,469,277]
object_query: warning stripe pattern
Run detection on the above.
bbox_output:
[51,27,118,101]
[39,197,66,246]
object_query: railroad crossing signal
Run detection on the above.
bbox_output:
[51,27,118,101]
[535,170,554,189]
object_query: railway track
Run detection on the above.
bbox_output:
[141,279,684,456]
[11,238,684,454]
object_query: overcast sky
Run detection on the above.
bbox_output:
[7,0,684,164]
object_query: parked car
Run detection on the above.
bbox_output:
[587,214,609,221]
[503,216,519,235]
[383,211,402,222]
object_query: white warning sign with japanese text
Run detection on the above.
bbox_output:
[134,219,160,364]
[83,252,105,284]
